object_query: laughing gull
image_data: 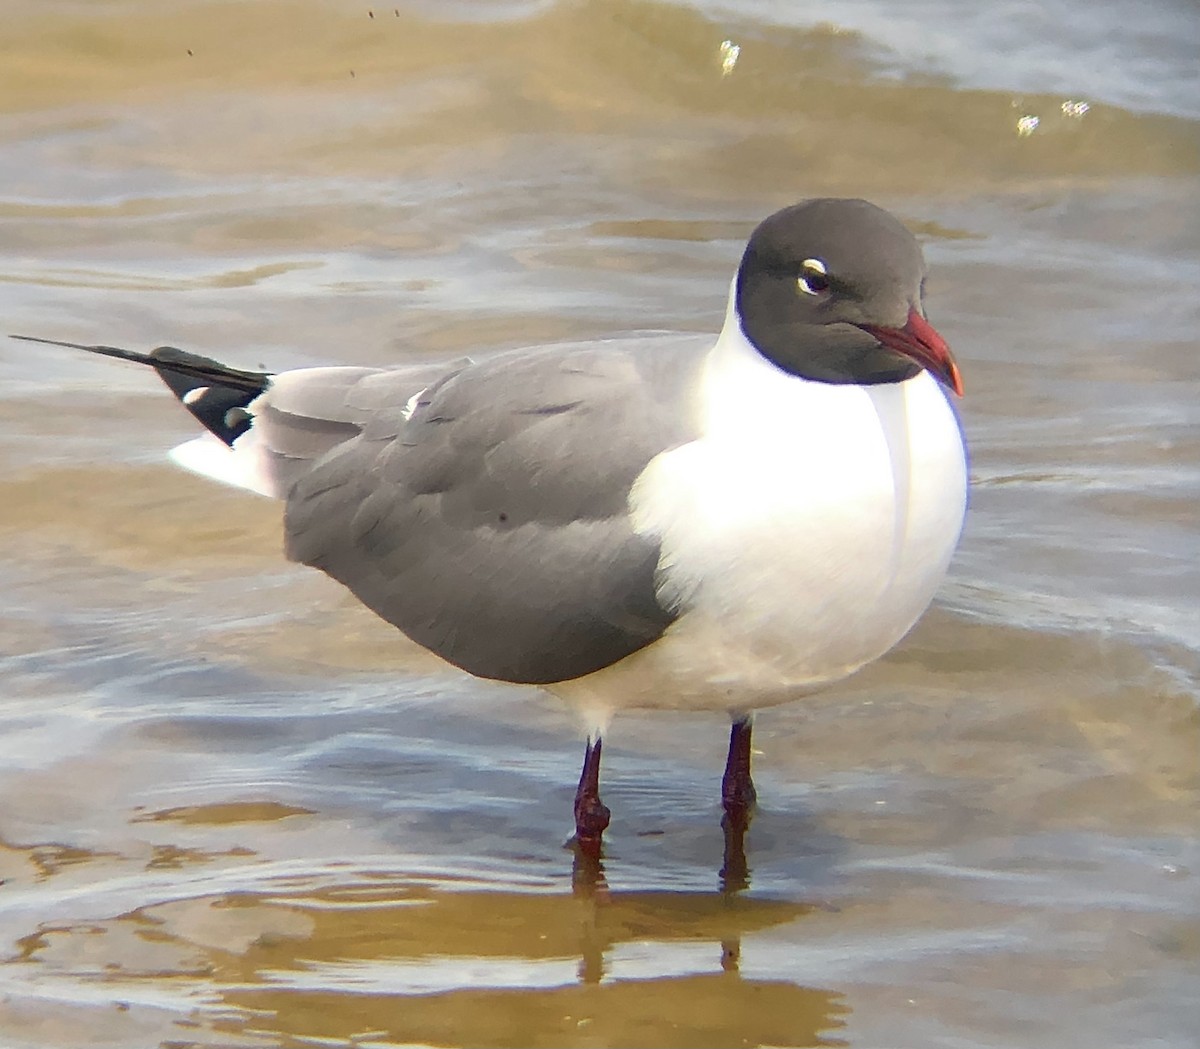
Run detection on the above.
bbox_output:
[15,197,967,859]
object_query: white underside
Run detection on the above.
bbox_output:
[550,292,967,723]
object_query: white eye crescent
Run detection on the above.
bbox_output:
[797,257,830,296]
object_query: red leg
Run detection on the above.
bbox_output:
[721,716,757,818]
[573,736,611,857]
[720,716,756,892]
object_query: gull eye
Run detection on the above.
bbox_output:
[797,258,830,296]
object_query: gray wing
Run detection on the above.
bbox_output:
[284,335,709,684]
[250,362,466,496]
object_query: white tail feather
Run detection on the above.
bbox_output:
[168,432,280,499]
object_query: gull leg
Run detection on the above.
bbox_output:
[573,736,611,858]
[720,715,756,893]
[722,715,757,817]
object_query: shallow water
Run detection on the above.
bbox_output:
[1,1,1198,1046]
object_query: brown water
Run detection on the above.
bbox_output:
[1,2,1199,1046]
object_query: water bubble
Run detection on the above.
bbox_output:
[719,39,741,78]
[1016,115,1040,137]
[1061,99,1090,118]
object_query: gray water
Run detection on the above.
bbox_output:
[0,1,1198,1046]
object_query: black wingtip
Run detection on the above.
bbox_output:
[11,333,159,367]
[11,333,272,392]
[14,332,273,446]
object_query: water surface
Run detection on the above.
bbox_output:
[1,1,1198,1046]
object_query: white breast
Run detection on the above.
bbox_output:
[550,308,967,723]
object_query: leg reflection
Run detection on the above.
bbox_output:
[570,841,609,985]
